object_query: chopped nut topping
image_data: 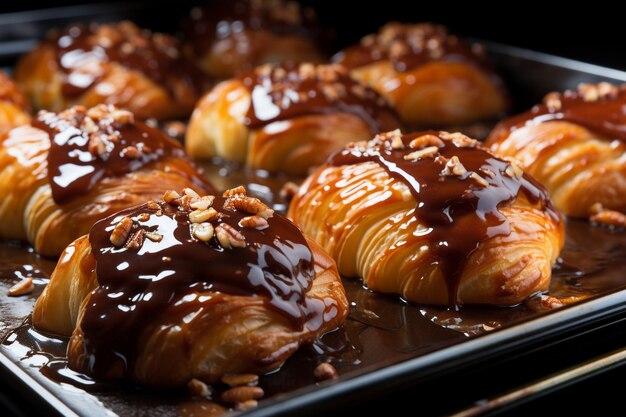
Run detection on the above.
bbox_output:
[110,217,134,247]
[222,374,259,388]
[409,134,444,149]
[225,195,274,219]
[221,386,264,404]
[235,400,258,411]
[146,201,159,211]
[239,215,269,230]
[190,196,215,210]
[391,135,405,150]
[8,278,34,297]
[439,131,478,148]
[577,82,619,102]
[125,229,145,250]
[183,188,200,199]
[187,378,212,398]
[223,186,247,197]
[543,92,562,111]
[441,156,467,177]
[590,203,626,229]
[120,145,140,159]
[189,208,219,223]
[469,172,489,187]
[192,222,214,242]
[313,363,338,382]
[163,190,181,204]
[215,224,246,249]
[145,232,163,242]
[480,168,496,178]
[504,162,524,179]
[404,146,439,161]
[137,212,151,222]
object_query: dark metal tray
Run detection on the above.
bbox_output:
[1,4,626,417]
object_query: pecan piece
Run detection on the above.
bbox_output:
[314,363,338,382]
[215,224,246,249]
[239,215,269,230]
[192,222,214,242]
[110,217,134,247]
[221,386,264,404]
[8,278,34,297]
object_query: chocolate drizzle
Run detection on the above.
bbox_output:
[48,22,205,98]
[35,105,186,204]
[496,83,626,142]
[185,0,320,57]
[82,189,322,377]
[333,23,490,73]
[237,63,398,132]
[328,130,560,304]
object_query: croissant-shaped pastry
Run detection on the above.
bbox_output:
[184,0,325,79]
[0,72,30,135]
[289,130,564,306]
[33,187,348,387]
[0,104,213,257]
[186,63,400,175]
[487,83,626,218]
[333,23,508,128]
[14,21,206,120]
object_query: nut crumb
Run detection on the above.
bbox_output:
[313,363,338,382]
[8,278,34,297]
[192,222,214,242]
[223,186,247,197]
[187,378,212,398]
[409,134,444,149]
[441,156,467,177]
[125,229,145,250]
[469,172,489,187]
[145,232,163,242]
[235,400,258,411]
[404,146,439,161]
[215,224,246,249]
[189,208,219,223]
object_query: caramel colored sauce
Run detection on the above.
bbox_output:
[34,107,187,204]
[334,23,489,73]
[237,63,398,132]
[495,84,626,142]
[184,0,320,57]
[48,22,205,98]
[82,196,320,377]
[329,131,559,304]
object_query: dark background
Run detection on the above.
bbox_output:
[1,1,625,416]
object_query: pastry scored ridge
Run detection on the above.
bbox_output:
[333,22,508,127]
[289,130,564,306]
[33,187,348,387]
[0,71,30,135]
[186,62,400,175]
[184,0,325,79]
[15,21,206,120]
[487,82,626,218]
[0,104,213,256]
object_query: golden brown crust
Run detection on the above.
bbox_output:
[333,23,507,127]
[184,0,325,79]
[487,84,626,218]
[0,72,31,135]
[186,64,401,175]
[34,231,347,387]
[15,22,203,120]
[0,106,213,256]
[288,133,564,306]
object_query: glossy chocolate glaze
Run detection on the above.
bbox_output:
[329,131,560,304]
[333,23,489,73]
[185,0,320,57]
[82,193,319,377]
[495,83,626,142]
[238,63,397,132]
[47,22,205,98]
[34,106,186,204]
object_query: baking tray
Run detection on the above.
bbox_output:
[1,4,626,416]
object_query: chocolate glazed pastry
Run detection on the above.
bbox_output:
[33,187,348,388]
[15,21,207,120]
[186,63,400,175]
[289,130,564,306]
[0,104,213,257]
[183,0,326,79]
[0,71,30,135]
[488,82,626,218]
[333,23,508,128]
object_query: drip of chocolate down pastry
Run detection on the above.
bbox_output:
[185,0,320,57]
[497,82,626,142]
[333,23,491,74]
[34,105,188,204]
[47,22,206,98]
[237,63,395,132]
[82,188,331,378]
[328,130,560,305]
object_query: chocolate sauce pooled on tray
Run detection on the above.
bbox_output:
[498,82,626,142]
[333,23,490,73]
[329,130,560,305]
[82,188,325,377]
[48,21,205,97]
[34,105,186,204]
[185,0,319,57]
[237,63,394,131]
